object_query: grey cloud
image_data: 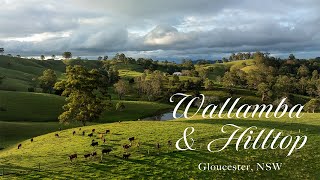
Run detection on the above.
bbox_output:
[0,0,320,59]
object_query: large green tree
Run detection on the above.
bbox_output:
[54,65,108,126]
[257,82,273,102]
[114,79,130,100]
[204,79,214,90]
[62,52,72,59]
[197,67,208,80]
[297,65,309,77]
[38,69,57,93]
[273,75,294,97]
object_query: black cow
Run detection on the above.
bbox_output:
[123,144,131,150]
[91,142,99,147]
[123,153,131,159]
[84,153,91,158]
[102,148,112,154]
[69,154,77,161]
[91,152,97,157]
[128,137,135,142]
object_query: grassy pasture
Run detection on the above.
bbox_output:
[0,113,319,179]
[118,69,143,79]
[0,90,172,149]
[196,59,255,81]
[0,121,87,148]
[0,91,65,121]
[0,56,66,92]
[112,62,144,72]
[0,90,171,122]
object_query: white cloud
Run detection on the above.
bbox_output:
[2,31,71,42]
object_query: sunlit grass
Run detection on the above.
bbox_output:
[0,113,319,179]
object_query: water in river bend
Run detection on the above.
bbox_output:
[143,112,182,121]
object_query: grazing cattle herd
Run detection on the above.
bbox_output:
[17,127,174,163]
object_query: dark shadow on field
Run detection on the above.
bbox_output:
[179,119,320,134]
[81,150,241,179]
[0,164,83,179]
[112,133,122,136]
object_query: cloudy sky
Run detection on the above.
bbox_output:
[0,0,319,60]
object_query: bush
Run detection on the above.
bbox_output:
[304,99,320,113]
[28,87,35,92]
[116,102,125,111]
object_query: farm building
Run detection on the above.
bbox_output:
[173,72,182,76]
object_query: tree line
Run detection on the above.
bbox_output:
[31,52,320,125]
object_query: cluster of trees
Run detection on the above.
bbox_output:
[222,52,320,103]
[97,56,108,61]
[225,52,301,62]
[113,71,169,101]
[193,59,215,65]
[113,71,205,102]
[104,53,192,74]
[228,52,254,61]
[40,52,72,60]
[134,71,167,101]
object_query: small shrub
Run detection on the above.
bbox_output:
[116,102,125,111]
[28,87,35,92]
